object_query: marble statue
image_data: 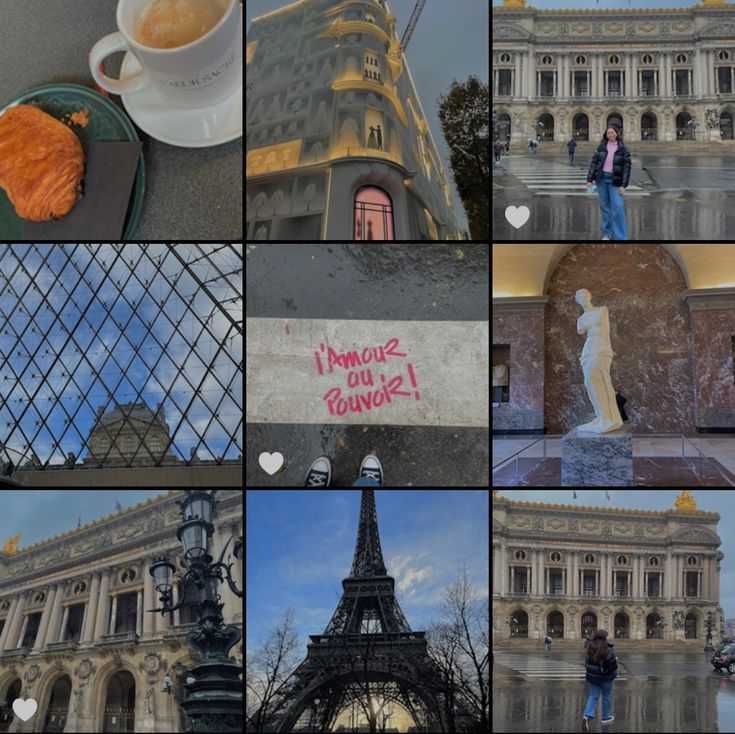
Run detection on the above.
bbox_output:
[575,289,623,433]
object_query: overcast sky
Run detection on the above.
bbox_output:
[1,490,169,549]
[493,0,721,8]
[247,0,490,235]
[246,489,489,649]
[496,490,735,621]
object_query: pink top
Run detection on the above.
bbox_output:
[602,141,618,173]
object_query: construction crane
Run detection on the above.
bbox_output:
[400,0,428,51]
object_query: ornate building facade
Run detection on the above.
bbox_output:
[0,490,243,733]
[492,0,735,145]
[492,490,724,644]
[246,0,461,240]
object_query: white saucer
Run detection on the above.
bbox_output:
[118,11,242,148]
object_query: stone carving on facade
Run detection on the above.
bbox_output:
[25,664,40,683]
[73,688,83,713]
[74,659,97,681]
[139,652,168,680]
[117,524,143,540]
[705,108,721,129]
[672,609,685,629]
[493,25,529,40]
[145,687,155,715]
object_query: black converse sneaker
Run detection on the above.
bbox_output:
[358,454,383,486]
[304,456,331,486]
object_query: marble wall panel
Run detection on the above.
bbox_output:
[691,307,735,429]
[493,309,544,431]
[545,244,694,435]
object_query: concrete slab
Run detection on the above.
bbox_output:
[246,317,489,427]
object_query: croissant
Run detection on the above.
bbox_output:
[0,104,85,221]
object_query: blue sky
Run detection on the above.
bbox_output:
[247,0,491,235]
[0,490,169,549]
[245,489,489,649]
[493,1,723,8]
[496,490,735,620]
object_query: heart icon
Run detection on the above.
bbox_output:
[505,205,530,229]
[259,451,284,475]
[12,699,37,721]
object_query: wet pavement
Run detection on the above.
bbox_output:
[245,244,490,487]
[493,650,735,732]
[493,153,735,240]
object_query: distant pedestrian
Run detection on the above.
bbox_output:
[582,629,618,732]
[528,138,538,156]
[504,140,510,156]
[544,634,552,655]
[586,125,631,240]
[494,139,503,164]
[584,633,592,649]
[567,137,577,164]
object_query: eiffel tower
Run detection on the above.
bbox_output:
[276,490,446,733]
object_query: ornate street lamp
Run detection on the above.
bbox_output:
[148,490,243,733]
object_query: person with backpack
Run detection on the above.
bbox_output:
[544,633,552,655]
[582,629,617,731]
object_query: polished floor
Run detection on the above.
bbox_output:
[493,436,735,487]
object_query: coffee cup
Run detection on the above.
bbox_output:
[89,0,242,109]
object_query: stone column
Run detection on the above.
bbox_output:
[527,50,535,100]
[108,594,118,635]
[0,596,20,651]
[515,53,522,97]
[137,589,143,636]
[566,554,572,596]
[625,54,631,97]
[46,585,65,645]
[510,567,515,594]
[16,614,29,649]
[590,55,597,97]
[33,588,55,651]
[598,54,603,98]
[172,583,181,627]
[493,69,498,97]
[658,53,665,97]
[695,47,702,98]
[83,573,100,643]
[93,570,111,640]
[143,558,156,636]
[59,606,70,643]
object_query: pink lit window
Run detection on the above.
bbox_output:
[353,186,395,240]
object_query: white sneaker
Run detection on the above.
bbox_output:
[602,235,611,240]
[602,715,615,725]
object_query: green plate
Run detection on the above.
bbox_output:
[0,83,145,239]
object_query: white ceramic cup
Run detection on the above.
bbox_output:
[89,0,242,109]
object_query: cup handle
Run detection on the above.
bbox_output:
[89,31,149,95]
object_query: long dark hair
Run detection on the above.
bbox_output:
[586,629,609,663]
[600,126,623,144]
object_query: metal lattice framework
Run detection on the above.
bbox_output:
[275,490,447,733]
[0,244,242,472]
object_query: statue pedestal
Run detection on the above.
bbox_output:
[561,428,634,486]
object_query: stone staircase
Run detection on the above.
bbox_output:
[505,140,735,155]
[494,637,710,653]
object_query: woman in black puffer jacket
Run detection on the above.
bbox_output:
[581,629,618,731]
[586,126,632,241]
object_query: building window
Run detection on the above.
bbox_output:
[364,51,382,82]
[124,435,135,455]
[149,435,162,454]
[98,437,110,454]
[354,186,395,240]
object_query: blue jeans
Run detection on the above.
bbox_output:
[584,680,614,720]
[597,171,628,240]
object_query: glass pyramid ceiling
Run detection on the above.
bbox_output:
[0,244,242,470]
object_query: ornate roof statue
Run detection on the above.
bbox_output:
[2,534,21,555]
[502,0,528,6]
[674,490,697,510]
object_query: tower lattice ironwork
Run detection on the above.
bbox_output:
[274,490,446,733]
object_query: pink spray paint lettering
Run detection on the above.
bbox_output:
[313,337,421,416]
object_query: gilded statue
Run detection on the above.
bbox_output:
[2,534,21,555]
[674,490,697,510]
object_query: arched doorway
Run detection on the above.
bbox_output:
[676,111,693,140]
[685,612,698,639]
[606,113,623,137]
[646,612,664,639]
[353,186,395,241]
[537,112,554,141]
[102,671,135,733]
[509,609,528,638]
[721,110,734,140]
[581,612,597,639]
[573,113,589,140]
[641,112,657,141]
[614,612,630,639]
[0,679,21,733]
[43,676,71,733]
[496,112,511,143]
[547,611,564,638]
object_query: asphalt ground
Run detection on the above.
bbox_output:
[245,244,490,487]
[493,153,735,240]
[493,649,735,732]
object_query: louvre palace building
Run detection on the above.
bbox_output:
[492,0,735,146]
[492,490,725,645]
[0,490,243,733]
